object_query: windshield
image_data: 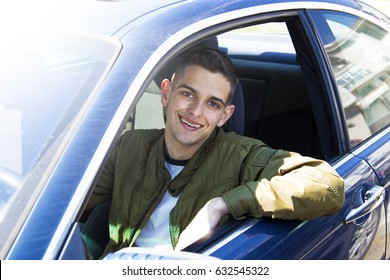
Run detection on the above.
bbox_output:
[0,28,119,246]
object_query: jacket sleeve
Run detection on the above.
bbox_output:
[222,149,345,221]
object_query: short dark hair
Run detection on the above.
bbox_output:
[172,48,237,105]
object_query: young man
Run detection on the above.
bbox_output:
[87,48,344,257]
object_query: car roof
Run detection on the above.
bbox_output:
[1,0,361,38]
[1,0,184,36]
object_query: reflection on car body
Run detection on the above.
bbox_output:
[320,12,390,147]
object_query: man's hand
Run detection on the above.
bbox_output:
[175,197,230,251]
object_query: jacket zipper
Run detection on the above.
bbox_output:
[127,178,167,246]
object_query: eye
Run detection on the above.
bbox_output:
[181,90,194,99]
[208,100,221,109]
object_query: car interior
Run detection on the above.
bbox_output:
[80,17,340,259]
[133,20,337,160]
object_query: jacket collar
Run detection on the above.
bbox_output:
[157,128,221,195]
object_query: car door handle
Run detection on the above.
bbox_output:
[345,185,385,224]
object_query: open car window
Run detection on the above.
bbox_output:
[133,20,325,159]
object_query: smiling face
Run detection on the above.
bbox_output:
[161,65,235,160]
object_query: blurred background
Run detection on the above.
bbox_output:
[370,0,390,16]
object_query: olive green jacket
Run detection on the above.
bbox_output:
[87,127,344,255]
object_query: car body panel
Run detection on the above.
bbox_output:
[200,151,386,259]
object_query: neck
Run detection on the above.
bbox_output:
[164,142,197,161]
[163,133,203,161]
[163,128,218,161]
[164,148,190,166]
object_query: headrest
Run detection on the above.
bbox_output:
[222,79,245,135]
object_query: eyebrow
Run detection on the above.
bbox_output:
[177,83,227,107]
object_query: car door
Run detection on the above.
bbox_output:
[307,9,390,259]
[189,8,389,260]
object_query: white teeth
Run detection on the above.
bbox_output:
[181,117,201,128]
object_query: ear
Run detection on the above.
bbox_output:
[161,79,172,106]
[217,105,235,127]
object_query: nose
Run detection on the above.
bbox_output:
[188,100,203,117]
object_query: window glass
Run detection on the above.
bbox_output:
[312,11,390,147]
[0,28,119,227]
[218,22,295,57]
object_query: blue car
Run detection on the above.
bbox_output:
[0,0,389,260]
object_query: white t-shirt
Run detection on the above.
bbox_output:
[134,161,185,249]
